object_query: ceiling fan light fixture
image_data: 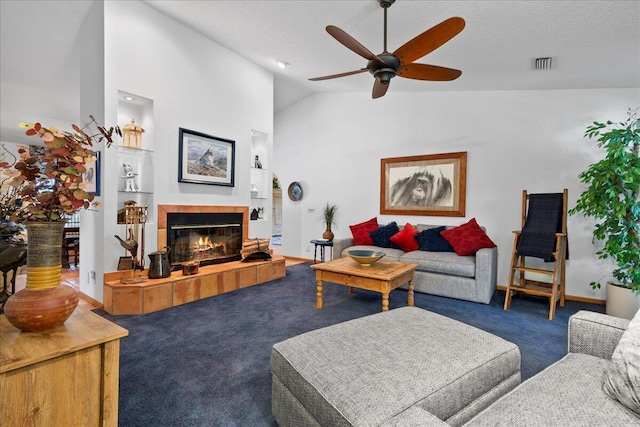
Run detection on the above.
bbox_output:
[276,60,290,69]
[374,69,396,84]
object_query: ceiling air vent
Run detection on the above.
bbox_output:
[534,57,553,70]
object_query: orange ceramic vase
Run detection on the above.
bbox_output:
[4,221,79,332]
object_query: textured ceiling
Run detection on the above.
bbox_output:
[1,0,639,143]
[143,0,640,111]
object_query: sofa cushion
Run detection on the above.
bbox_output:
[349,217,378,245]
[441,218,497,256]
[466,353,640,426]
[603,308,640,415]
[271,307,521,427]
[415,226,455,252]
[390,223,420,252]
[400,251,476,278]
[370,221,401,249]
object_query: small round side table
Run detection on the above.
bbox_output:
[310,239,333,263]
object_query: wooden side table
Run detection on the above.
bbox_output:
[0,308,128,426]
[310,239,333,263]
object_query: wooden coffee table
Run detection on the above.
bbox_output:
[310,257,419,311]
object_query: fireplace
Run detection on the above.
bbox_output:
[157,205,249,268]
[167,212,243,267]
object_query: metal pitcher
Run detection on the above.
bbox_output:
[148,247,171,279]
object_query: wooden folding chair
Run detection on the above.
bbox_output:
[504,189,568,320]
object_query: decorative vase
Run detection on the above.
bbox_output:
[4,221,79,332]
[322,224,334,241]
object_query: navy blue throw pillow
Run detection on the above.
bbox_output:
[370,222,401,249]
[415,226,455,252]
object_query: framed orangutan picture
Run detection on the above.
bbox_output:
[178,127,235,186]
[380,151,467,217]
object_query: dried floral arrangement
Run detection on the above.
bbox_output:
[0,115,121,222]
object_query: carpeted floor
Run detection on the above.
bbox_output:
[95,262,604,427]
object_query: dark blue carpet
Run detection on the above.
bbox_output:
[95,263,604,427]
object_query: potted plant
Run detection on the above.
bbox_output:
[1,116,120,331]
[569,108,640,319]
[322,203,338,241]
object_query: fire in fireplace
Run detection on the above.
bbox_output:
[166,212,243,267]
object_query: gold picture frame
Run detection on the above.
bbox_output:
[380,151,467,217]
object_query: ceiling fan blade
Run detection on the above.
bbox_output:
[393,17,465,64]
[372,80,389,99]
[397,63,462,81]
[309,68,368,81]
[326,25,381,62]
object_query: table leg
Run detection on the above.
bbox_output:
[408,279,414,307]
[382,292,389,311]
[316,279,323,308]
[320,246,325,262]
[313,245,318,263]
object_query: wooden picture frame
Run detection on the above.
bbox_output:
[380,151,467,217]
[178,128,235,186]
[83,151,100,196]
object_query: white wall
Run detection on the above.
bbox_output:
[274,88,640,300]
[75,1,273,302]
[78,0,106,301]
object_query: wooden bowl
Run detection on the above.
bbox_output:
[346,250,386,267]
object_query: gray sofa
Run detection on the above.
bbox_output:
[332,224,497,304]
[271,308,639,426]
[463,310,638,426]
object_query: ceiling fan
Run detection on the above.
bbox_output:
[309,0,465,99]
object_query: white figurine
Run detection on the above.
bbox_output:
[122,163,139,192]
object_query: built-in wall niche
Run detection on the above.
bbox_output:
[250,129,270,223]
[116,90,155,224]
[249,129,272,239]
[250,129,268,169]
[117,91,154,151]
[250,168,269,199]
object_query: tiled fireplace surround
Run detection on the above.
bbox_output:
[103,205,285,315]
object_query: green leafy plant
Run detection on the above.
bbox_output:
[569,108,640,294]
[0,116,121,222]
[322,203,338,227]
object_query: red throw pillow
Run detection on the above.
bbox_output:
[390,223,420,252]
[349,217,378,245]
[440,218,497,256]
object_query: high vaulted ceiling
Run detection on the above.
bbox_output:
[1,1,639,143]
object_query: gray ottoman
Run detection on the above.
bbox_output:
[271,307,521,427]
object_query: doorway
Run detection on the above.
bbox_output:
[272,174,282,246]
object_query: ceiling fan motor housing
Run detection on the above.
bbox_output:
[368,54,401,84]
